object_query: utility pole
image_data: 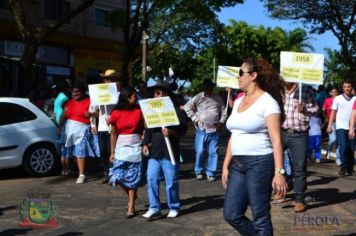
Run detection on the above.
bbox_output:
[142,31,148,82]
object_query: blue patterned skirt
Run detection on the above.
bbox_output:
[61,124,100,159]
[109,160,142,189]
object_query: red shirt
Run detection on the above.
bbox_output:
[64,97,91,124]
[322,97,336,121]
[109,105,144,135]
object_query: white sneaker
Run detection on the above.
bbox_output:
[167,209,179,218]
[76,174,85,184]
[207,176,216,182]
[142,210,160,219]
[196,174,204,180]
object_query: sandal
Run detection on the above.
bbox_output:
[272,193,286,204]
[125,212,136,219]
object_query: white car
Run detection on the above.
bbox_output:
[0,98,60,176]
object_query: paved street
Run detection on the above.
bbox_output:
[0,127,355,236]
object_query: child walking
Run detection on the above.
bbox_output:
[307,111,323,163]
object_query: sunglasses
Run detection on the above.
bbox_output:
[239,69,253,77]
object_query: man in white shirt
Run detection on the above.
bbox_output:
[184,79,227,182]
[327,79,356,176]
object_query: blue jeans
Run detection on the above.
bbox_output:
[336,129,355,173]
[195,129,219,177]
[224,154,274,236]
[307,135,321,161]
[282,131,308,203]
[146,158,180,211]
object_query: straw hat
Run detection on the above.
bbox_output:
[100,69,119,78]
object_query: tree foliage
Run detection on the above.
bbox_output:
[110,0,244,84]
[324,48,350,86]
[261,0,356,78]
[221,21,313,68]
[188,21,313,92]
[140,1,229,85]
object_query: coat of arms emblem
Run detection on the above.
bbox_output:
[19,191,59,228]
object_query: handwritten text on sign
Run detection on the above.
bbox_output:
[88,83,119,105]
[216,66,240,89]
[280,51,324,85]
[139,97,179,128]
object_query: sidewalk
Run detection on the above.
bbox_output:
[0,126,355,235]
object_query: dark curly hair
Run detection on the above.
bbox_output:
[115,86,137,110]
[244,58,285,121]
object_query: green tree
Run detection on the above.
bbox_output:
[109,0,244,84]
[189,21,313,92]
[324,48,349,86]
[261,0,356,78]
[216,21,313,68]
[9,0,94,97]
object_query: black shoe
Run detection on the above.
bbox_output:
[348,170,355,176]
[102,176,109,184]
[339,168,347,176]
[125,212,136,219]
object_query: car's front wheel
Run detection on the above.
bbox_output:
[23,143,58,176]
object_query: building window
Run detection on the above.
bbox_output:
[95,8,110,27]
[0,0,10,10]
[43,0,71,24]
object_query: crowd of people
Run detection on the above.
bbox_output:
[40,61,355,234]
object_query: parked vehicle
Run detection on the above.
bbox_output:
[0,98,60,176]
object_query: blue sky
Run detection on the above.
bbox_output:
[218,1,339,54]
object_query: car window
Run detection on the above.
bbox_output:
[0,102,37,126]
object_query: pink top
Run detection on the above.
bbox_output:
[233,91,245,102]
[322,97,335,121]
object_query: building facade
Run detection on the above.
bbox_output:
[0,0,125,96]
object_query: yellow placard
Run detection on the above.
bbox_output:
[161,111,178,123]
[281,66,322,83]
[216,66,240,89]
[148,100,165,110]
[97,84,110,91]
[145,114,161,127]
[280,51,324,85]
[139,97,180,128]
[98,94,112,103]
[292,53,314,65]
[88,83,119,105]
